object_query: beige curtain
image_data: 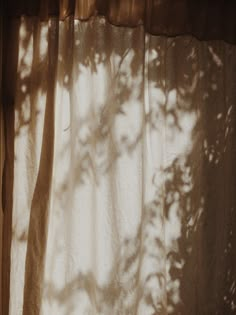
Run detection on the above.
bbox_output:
[1,15,236,315]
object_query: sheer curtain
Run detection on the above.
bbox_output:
[1,13,236,315]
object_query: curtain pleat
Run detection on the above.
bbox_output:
[1,16,236,315]
[1,17,20,315]
[22,18,58,315]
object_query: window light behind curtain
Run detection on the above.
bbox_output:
[1,1,236,315]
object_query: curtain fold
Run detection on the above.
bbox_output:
[1,15,236,315]
[4,0,236,44]
[1,17,20,315]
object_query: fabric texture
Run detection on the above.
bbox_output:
[1,14,236,315]
[4,0,236,44]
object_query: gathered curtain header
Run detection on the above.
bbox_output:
[4,0,236,44]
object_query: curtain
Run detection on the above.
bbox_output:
[1,14,236,315]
